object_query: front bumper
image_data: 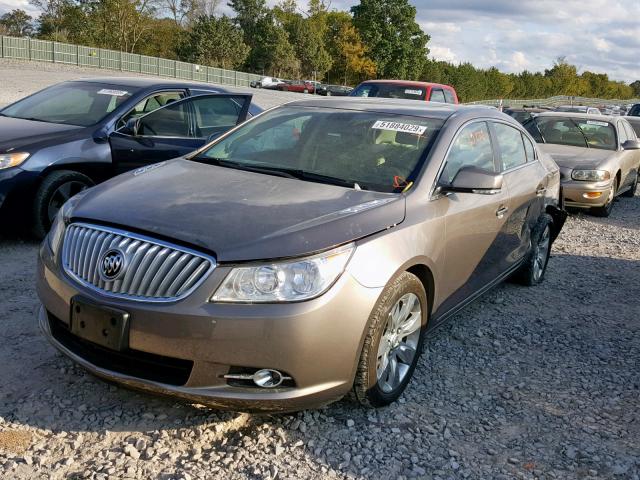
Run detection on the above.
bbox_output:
[0,167,38,211]
[561,178,613,208]
[36,241,382,412]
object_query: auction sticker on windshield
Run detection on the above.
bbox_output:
[372,120,427,135]
[586,120,609,127]
[404,89,423,96]
[97,89,129,97]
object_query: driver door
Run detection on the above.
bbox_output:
[109,93,252,174]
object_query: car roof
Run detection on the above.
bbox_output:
[533,111,619,123]
[357,79,454,90]
[280,97,504,121]
[68,77,230,91]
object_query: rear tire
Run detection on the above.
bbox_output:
[32,170,93,240]
[511,214,553,286]
[353,272,427,407]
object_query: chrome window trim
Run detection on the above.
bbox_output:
[61,222,217,303]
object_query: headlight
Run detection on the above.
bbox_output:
[212,243,355,303]
[0,152,29,169]
[571,169,610,181]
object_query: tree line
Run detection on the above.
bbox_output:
[1,0,638,102]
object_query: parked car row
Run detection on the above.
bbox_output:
[1,75,636,413]
[250,76,352,96]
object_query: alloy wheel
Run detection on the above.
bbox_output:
[376,293,422,393]
[532,225,551,281]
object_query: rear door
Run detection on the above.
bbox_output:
[434,120,512,314]
[490,121,548,271]
[109,94,252,173]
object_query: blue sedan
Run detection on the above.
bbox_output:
[0,77,261,237]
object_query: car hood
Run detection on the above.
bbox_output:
[0,116,82,152]
[538,143,615,169]
[70,158,406,262]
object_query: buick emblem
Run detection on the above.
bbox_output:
[99,248,126,282]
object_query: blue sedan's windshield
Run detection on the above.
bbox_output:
[1,82,140,126]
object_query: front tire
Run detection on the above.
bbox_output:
[591,178,617,217]
[32,170,93,239]
[353,272,427,407]
[512,214,553,286]
[621,172,638,198]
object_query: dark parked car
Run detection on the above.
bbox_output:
[504,106,549,124]
[316,84,353,96]
[0,78,261,237]
[37,98,566,411]
[628,104,640,117]
[626,116,640,136]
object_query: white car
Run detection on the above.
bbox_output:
[251,77,285,89]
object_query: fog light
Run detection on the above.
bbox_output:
[583,192,603,199]
[253,369,284,388]
[223,368,292,388]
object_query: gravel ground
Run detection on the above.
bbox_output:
[1,59,639,480]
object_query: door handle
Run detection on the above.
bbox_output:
[536,185,547,196]
[496,206,509,218]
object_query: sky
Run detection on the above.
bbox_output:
[2,0,639,83]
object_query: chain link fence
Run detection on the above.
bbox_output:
[0,35,263,88]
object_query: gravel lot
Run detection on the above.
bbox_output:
[1,59,639,480]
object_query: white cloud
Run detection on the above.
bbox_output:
[1,0,638,82]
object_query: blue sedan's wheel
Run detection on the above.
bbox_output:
[32,170,93,240]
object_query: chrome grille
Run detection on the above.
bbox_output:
[62,223,215,301]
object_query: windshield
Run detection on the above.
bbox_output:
[526,117,617,151]
[193,106,444,192]
[351,83,427,101]
[1,82,139,126]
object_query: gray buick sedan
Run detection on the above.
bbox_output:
[37,98,566,411]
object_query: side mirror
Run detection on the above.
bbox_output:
[622,139,640,150]
[439,166,503,195]
[119,117,140,136]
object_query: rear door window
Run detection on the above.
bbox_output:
[191,95,250,140]
[430,89,446,103]
[522,134,536,161]
[493,122,527,170]
[443,89,456,104]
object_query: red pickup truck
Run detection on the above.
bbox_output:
[350,80,459,104]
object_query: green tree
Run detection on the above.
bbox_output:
[351,0,429,79]
[177,15,249,69]
[629,80,640,97]
[0,9,34,36]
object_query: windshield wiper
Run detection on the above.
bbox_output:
[199,157,300,179]
[193,157,366,189]
[569,120,591,148]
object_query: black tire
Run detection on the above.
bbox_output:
[621,172,638,198]
[511,214,553,286]
[32,170,93,239]
[590,177,618,217]
[353,272,427,407]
